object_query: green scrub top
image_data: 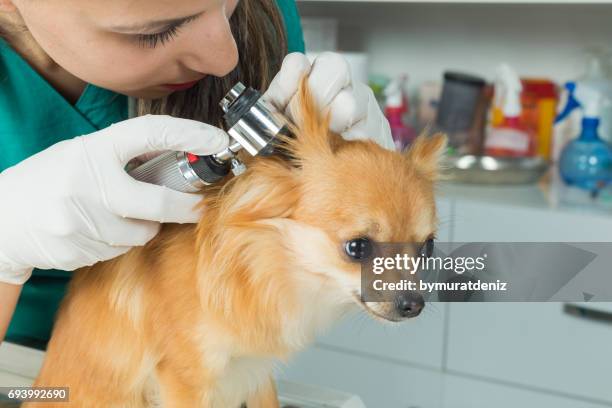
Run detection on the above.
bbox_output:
[2,1,304,349]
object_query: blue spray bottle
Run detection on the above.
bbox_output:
[556,82,612,195]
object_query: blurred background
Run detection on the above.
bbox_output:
[276,1,612,407]
[3,1,612,407]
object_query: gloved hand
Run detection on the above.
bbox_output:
[0,115,229,285]
[263,52,395,150]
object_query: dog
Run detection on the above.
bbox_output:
[26,76,447,407]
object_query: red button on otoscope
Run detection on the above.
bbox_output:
[186,153,199,163]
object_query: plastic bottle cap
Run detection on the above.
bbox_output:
[496,64,523,118]
[577,85,603,119]
[384,79,404,109]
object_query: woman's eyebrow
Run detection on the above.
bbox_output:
[110,12,203,33]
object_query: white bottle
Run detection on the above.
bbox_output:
[485,64,533,157]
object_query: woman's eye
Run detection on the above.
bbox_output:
[420,238,435,258]
[137,27,181,49]
[344,237,373,261]
[136,15,199,49]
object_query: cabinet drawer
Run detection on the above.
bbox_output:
[278,345,444,408]
[441,372,608,408]
[447,303,612,403]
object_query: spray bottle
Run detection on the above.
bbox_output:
[384,76,416,151]
[556,82,612,194]
[485,64,534,157]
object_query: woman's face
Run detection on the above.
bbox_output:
[12,0,240,98]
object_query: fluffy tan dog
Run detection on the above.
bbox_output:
[27,76,446,407]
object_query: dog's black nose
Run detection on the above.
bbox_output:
[394,292,424,318]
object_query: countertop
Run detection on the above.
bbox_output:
[438,175,612,219]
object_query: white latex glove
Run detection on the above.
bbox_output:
[0,115,229,285]
[263,52,395,151]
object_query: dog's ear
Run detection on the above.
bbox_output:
[404,133,448,180]
[282,75,337,165]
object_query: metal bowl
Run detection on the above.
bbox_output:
[443,155,549,185]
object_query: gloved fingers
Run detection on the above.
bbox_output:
[29,233,130,271]
[106,218,161,247]
[342,116,396,151]
[61,195,161,247]
[307,52,353,111]
[92,115,230,164]
[85,209,161,247]
[341,88,396,151]
[134,151,164,163]
[140,115,230,156]
[65,234,132,269]
[262,52,312,112]
[106,176,204,224]
[378,119,396,151]
[326,83,370,134]
[0,266,33,285]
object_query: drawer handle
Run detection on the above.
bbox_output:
[563,303,612,325]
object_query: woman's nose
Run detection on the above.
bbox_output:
[180,10,239,77]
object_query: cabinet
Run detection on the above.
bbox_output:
[447,302,612,405]
[278,346,445,408]
[448,194,612,405]
[441,375,608,408]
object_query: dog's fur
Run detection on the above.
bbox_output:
[26,77,446,407]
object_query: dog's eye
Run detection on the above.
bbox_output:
[420,238,434,258]
[344,237,373,261]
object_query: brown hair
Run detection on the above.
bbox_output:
[137,0,288,128]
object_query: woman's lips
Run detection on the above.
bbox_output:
[162,79,201,91]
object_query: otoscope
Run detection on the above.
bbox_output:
[129,83,293,192]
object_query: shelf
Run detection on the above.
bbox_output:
[299,1,612,88]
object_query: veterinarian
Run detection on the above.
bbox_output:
[0,0,394,346]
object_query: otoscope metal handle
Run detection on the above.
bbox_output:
[129,151,204,193]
